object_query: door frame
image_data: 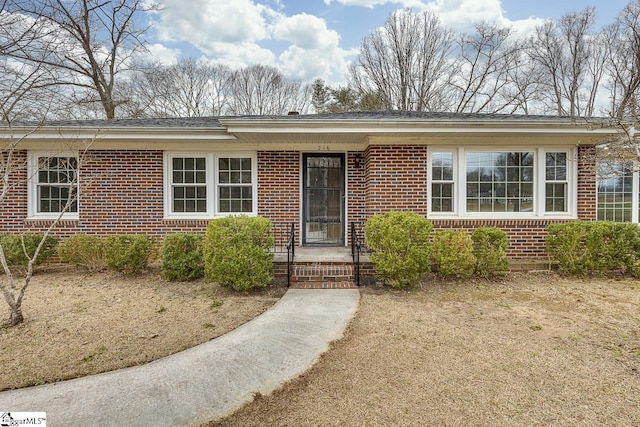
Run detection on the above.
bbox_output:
[301,153,346,246]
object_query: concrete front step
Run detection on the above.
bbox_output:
[289,281,358,289]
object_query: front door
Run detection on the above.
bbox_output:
[302,154,345,245]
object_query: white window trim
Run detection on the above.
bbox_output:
[428,146,577,219]
[164,152,212,219]
[539,150,572,216]
[27,151,79,220]
[214,154,258,216]
[427,149,457,216]
[634,170,639,223]
[163,152,258,219]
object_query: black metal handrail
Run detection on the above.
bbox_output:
[286,222,295,287]
[351,222,361,287]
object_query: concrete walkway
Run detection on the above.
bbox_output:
[0,289,360,427]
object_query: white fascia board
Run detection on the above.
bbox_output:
[0,127,236,143]
[224,123,619,136]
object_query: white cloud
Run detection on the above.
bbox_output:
[278,44,357,83]
[272,13,356,82]
[323,0,427,8]
[425,0,544,36]
[273,13,340,50]
[204,42,276,69]
[323,0,543,38]
[155,0,268,44]
[141,44,181,65]
[150,1,354,83]
[152,0,271,64]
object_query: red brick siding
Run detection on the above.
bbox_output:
[257,151,300,246]
[347,151,366,243]
[1,150,304,241]
[360,145,599,259]
[1,150,209,237]
[80,150,164,234]
[0,145,603,261]
[577,145,597,220]
[0,150,28,232]
[431,219,573,259]
[365,145,428,216]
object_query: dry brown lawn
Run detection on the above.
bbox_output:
[211,273,640,426]
[0,263,285,391]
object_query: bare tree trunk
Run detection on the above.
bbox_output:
[0,126,89,325]
[9,305,22,325]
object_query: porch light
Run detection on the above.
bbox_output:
[354,153,363,168]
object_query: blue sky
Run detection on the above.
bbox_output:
[143,0,633,84]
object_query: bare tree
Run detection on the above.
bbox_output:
[227,65,311,115]
[349,9,455,111]
[528,7,604,117]
[0,126,90,325]
[451,22,522,113]
[120,59,233,118]
[0,2,60,121]
[497,47,544,114]
[0,0,154,119]
[605,1,640,119]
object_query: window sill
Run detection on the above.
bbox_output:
[428,213,577,220]
[24,217,79,227]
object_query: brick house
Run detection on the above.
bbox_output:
[0,111,619,267]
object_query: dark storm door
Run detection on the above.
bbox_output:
[302,154,345,245]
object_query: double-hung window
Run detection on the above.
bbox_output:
[218,157,253,213]
[545,152,568,213]
[428,147,575,218]
[164,153,256,218]
[171,157,207,213]
[28,152,79,219]
[431,152,455,213]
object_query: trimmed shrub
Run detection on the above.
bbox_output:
[612,223,640,276]
[0,233,58,267]
[547,222,591,275]
[432,230,476,278]
[203,216,274,291]
[472,227,509,278]
[161,233,204,281]
[104,234,154,275]
[547,221,640,276]
[365,211,433,287]
[58,234,106,272]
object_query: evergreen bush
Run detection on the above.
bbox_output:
[547,221,640,276]
[203,216,274,291]
[471,227,509,278]
[0,233,58,267]
[58,234,106,272]
[161,233,204,281]
[104,234,154,274]
[432,230,476,278]
[365,211,433,287]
